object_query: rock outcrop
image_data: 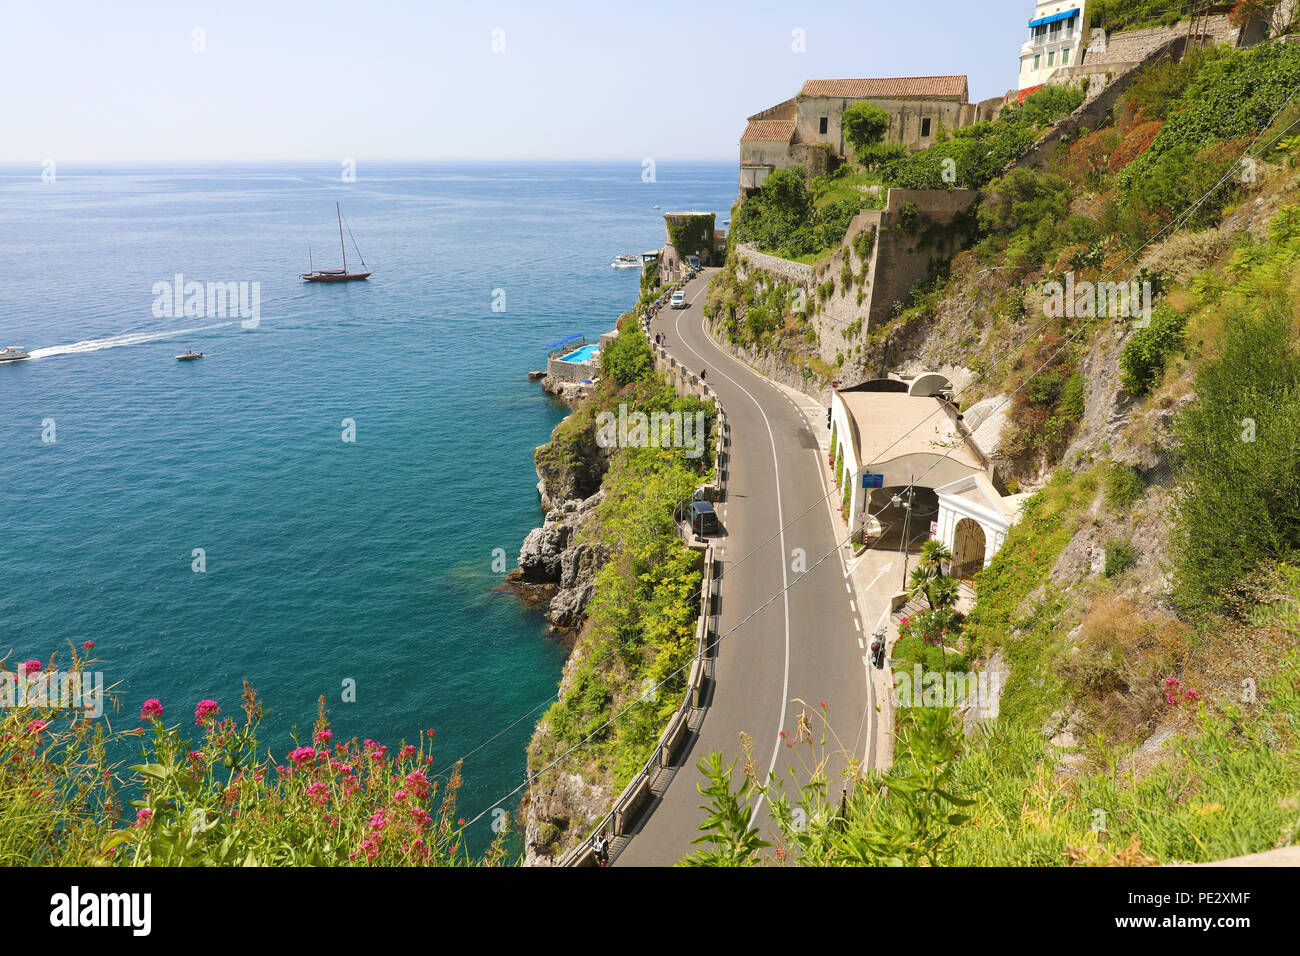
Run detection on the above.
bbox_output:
[507,491,609,632]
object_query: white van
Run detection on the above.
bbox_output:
[670,290,687,310]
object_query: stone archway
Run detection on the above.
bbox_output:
[952,517,986,579]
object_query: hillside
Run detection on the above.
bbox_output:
[686,38,1300,865]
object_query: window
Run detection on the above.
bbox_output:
[921,117,931,137]
[1047,51,1055,66]
[1062,48,1070,65]
[819,116,828,135]
[1033,53,1040,69]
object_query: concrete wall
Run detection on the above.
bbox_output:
[1096,13,1242,64]
[852,188,978,332]
[734,188,977,369]
[734,244,815,285]
[546,354,600,384]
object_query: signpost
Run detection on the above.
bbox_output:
[861,473,884,490]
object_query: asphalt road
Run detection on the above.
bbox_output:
[617,269,874,866]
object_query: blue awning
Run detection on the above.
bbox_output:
[1029,8,1079,27]
[547,333,585,349]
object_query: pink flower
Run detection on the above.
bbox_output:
[25,719,48,736]
[289,746,317,766]
[400,744,416,759]
[1185,688,1200,702]
[306,782,330,805]
[135,809,153,827]
[194,699,220,724]
[81,641,94,651]
[19,660,42,676]
[140,699,164,720]
[313,729,333,746]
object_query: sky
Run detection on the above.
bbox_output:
[5,0,1041,162]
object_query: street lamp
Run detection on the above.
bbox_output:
[893,486,914,591]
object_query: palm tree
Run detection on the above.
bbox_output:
[920,540,953,579]
[907,564,938,610]
[929,575,959,613]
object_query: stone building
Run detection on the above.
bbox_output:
[659,212,723,279]
[739,75,977,193]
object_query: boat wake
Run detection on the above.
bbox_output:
[27,322,236,360]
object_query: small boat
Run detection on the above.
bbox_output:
[0,346,31,363]
[176,350,204,361]
[652,204,660,209]
[611,254,642,269]
[301,202,371,282]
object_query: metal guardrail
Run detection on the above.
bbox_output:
[558,321,727,867]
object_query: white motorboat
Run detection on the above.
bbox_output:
[611,254,642,269]
[0,346,31,363]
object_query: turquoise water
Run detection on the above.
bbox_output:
[0,161,734,850]
[559,344,600,363]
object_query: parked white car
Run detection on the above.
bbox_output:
[670,290,687,309]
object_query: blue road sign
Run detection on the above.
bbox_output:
[862,473,884,489]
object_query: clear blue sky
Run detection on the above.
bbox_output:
[6,1,1039,161]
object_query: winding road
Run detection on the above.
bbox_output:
[616,268,897,866]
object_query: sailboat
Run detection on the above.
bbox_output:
[301,202,371,282]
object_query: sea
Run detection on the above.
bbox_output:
[0,160,735,853]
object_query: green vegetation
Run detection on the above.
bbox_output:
[602,326,654,386]
[1104,540,1137,577]
[881,85,1084,191]
[1119,303,1186,395]
[842,101,905,168]
[668,215,714,262]
[532,315,717,794]
[730,166,879,262]
[1117,44,1300,236]
[1173,294,1300,616]
[1103,461,1146,508]
[1,673,487,866]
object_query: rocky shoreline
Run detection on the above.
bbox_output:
[502,370,620,864]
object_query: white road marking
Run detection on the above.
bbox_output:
[849,600,856,613]
[674,303,792,827]
[863,563,894,593]
[858,637,865,649]
[854,619,861,632]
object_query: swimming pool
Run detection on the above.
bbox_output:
[559,344,600,363]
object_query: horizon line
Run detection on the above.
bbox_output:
[0,156,739,166]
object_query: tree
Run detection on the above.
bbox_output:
[920,539,953,577]
[601,329,653,387]
[842,102,892,165]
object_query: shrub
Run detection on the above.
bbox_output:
[1173,296,1300,614]
[1104,540,1137,577]
[1119,303,1186,395]
[602,328,654,387]
[1103,462,1146,509]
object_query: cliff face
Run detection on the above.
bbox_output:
[510,491,610,631]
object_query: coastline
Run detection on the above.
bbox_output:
[504,279,725,865]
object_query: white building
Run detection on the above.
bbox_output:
[1018,2,1087,91]
[829,376,1028,580]
[934,474,1032,578]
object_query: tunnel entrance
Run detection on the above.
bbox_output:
[861,485,939,552]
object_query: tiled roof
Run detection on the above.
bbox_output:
[740,119,796,142]
[799,75,968,100]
